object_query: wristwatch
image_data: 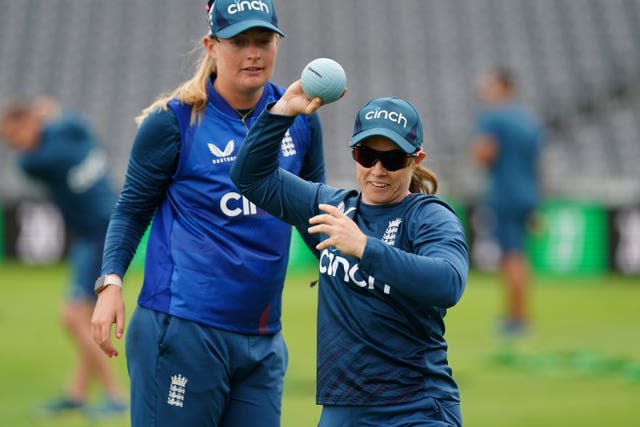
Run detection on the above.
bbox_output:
[94,274,123,295]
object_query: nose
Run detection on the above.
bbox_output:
[247,41,261,59]
[369,160,387,174]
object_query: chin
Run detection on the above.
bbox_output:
[363,193,389,205]
[243,72,270,86]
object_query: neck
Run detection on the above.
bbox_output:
[491,92,514,106]
[214,79,264,110]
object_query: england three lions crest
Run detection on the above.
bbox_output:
[281,130,296,157]
[167,374,188,408]
[382,218,402,246]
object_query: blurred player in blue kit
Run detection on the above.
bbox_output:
[471,68,544,336]
[0,97,126,416]
[90,0,325,426]
[231,82,469,426]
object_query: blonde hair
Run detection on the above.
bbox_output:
[135,36,216,126]
[410,164,438,195]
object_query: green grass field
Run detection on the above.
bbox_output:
[0,261,638,426]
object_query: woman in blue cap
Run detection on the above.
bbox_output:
[231,83,468,426]
[90,1,325,426]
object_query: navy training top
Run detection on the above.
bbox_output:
[473,103,544,211]
[19,114,115,235]
[231,108,469,405]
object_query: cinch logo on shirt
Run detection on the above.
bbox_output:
[364,108,408,128]
[208,140,236,164]
[319,248,391,295]
[228,0,269,15]
[220,191,258,217]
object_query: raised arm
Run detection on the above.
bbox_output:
[230,81,325,230]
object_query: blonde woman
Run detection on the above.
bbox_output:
[90,1,325,425]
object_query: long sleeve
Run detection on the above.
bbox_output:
[298,112,325,183]
[358,202,468,308]
[101,109,180,277]
[230,108,325,231]
[294,112,325,258]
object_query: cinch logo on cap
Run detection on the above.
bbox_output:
[208,0,284,39]
[351,97,424,154]
[364,108,409,128]
[227,0,270,15]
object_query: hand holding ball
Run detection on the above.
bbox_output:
[300,58,346,104]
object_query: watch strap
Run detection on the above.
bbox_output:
[95,274,123,294]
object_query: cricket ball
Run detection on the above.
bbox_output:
[300,58,347,104]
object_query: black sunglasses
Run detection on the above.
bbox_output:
[351,145,420,171]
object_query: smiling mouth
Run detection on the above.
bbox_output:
[369,182,388,189]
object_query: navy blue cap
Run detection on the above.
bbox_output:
[351,97,424,154]
[208,0,284,39]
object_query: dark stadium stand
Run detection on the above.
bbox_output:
[1,0,639,205]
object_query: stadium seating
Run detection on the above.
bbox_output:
[0,0,638,206]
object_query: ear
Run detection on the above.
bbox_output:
[412,149,427,168]
[203,36,217,57]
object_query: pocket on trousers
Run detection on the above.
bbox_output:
[157,313,173,353]
[433,398,462,427]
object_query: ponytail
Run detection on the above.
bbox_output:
[409,164,438,195]
[135,36,216,126]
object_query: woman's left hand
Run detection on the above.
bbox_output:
[308,204,367,258]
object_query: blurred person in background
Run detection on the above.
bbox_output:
[0,97,126,417]
[470,68,544,337]
[90,0,325,426]
[231,84,468,427]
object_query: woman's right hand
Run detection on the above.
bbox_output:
[91,285,125,357]
[269,80,325,116]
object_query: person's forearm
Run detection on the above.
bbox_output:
[231,107,324,231]
[101,205,152,278]
[230,108,296,199]
[101,108,179,277]
[359,237,468,308]
[101,160,167,277]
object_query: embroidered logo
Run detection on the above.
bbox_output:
[364,107,408,128]
[336,201,356,217]
[167,374,188,408]
[280,130,296,157]
[382,218,402,246]
[227,0,270,15]
[208,140,236,164]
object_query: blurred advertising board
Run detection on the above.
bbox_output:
[1,199,638,277]
[467,199,635,276]
[3,200,66,264]
[609,206,640,274]
[527,200,608,274]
